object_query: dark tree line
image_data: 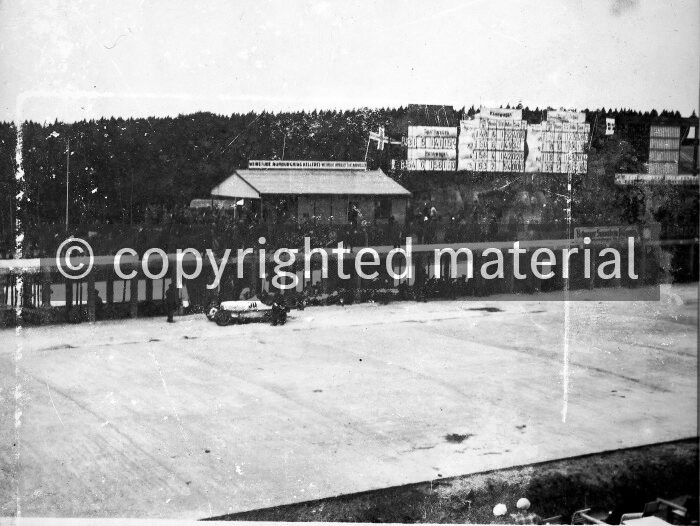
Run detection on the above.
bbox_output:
[0,106,697,250]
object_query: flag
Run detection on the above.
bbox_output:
[369,126,388,150]
[369,126,401,150]
[605,117,615,135]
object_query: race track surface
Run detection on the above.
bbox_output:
[1,284,697,518]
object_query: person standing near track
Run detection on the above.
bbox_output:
[165,282,180,323]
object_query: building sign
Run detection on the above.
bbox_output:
[248,160,367,170]
[573,225,639,244]
[615,174,698,185]
[402,125,458,171]
[457,114,526,172]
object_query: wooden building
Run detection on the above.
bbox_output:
[209,160,411,224]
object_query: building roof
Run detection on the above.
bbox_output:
[211,168,410,198]
[210,173,263,199]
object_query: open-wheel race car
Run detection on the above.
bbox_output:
[206,299,289,326]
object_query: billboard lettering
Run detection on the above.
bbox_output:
[546,110,586,123]
[478,107,523,120]
[249,160,367,170]
[457,116,526,172]
[403,126,458,171]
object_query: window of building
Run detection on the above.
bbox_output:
[375,197,392,220]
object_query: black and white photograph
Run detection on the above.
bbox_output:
[0,1,698,524]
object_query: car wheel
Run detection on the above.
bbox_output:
[215,311,230,326]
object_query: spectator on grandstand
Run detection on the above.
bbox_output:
[349,203,361,225]
[444,216,457,244]
[413,205,423,222]
[386,216,401,247]
[429,204,438,220]
[425,216,437,243]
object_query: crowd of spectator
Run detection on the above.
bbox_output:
[1,203,570,262]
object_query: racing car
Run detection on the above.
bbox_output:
[206,299,289,326]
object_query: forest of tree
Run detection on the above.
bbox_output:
[0,106,697,251]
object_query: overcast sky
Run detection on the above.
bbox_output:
[1,0,698,123]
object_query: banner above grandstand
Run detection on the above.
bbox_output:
[248,160,367,170]
[546,110,586,123]
[478,107,522,120]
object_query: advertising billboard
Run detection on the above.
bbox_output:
[457,115,525,172]
[526,120,589,173]
[525,123,543,173]
[402,125,458,171]
[648,125,680,176]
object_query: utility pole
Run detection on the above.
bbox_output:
[561,147,574,423]
[65,138,70,231]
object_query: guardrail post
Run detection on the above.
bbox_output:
[504,255,515,294]
[65,279,73,321]
[250,259,258,296]
[87,271,96,322]
[129,274,138,318]
[106,270,114,305]
[41,270,52,307]
[689,242,697,281]
[146,278,154,302]
[354,263,362,303]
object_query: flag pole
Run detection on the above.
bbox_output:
[588,112,598,149]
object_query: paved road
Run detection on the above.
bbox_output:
[1,285,697,518]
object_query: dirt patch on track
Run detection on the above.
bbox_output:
[208,439,698,523]
[444,433,474,444]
